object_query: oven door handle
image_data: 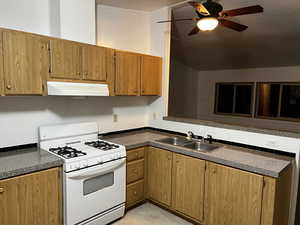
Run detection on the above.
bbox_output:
[68,158,126,180]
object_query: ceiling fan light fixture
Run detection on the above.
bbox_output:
[197,17,219,31]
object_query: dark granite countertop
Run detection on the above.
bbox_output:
[105,130,293,178]
[0,147,63,180]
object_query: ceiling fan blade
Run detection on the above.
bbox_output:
[219,19,248,32]
[188,1,210,16]
[157,18,196,23]
[221,5,263,17]
[188,26,200,36]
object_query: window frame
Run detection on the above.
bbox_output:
[255,82,300,122]
[214,82,255,118]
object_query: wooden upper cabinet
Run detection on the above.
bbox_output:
[105,48,116,96]
[115,51,141,96]
[205,162,264,225]
[49,39,82,80]
[172,153,205,222]
[141,55,162,96]
[2,30,47,95]
[147,147,172,206]
[0,30,4,96]
[82,45,107,82]
[0,168,61,225]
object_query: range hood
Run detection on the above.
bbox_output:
[47,81,109,96]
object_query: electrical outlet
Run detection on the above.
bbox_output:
[153,112,157,120]
[113,114,118,122]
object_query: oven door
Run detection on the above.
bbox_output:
[64,158,126,225]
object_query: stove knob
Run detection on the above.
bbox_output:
[97,158,103,164]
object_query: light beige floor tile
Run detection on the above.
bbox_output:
[112,203,193,225]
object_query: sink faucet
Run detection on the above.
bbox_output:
[187,131,195,140]
[204,134,213,144]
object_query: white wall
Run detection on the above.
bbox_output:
[97,5,151,54]
[0,0,96,43]
[0,96,149,148]
[60,0,96,44]
[0,0,54,36]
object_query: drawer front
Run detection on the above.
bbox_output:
[127,159,144,184]
[127,148,145,162]
[126,180,144,207]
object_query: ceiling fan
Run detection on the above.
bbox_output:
[158,0,264,35]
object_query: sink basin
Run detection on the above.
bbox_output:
[183,142,219,152]
[157,137,192,146]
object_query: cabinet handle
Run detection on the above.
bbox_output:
[77,72,81,75]
[135,153,139,157]
[133,191,137,195]
[167,156,171,160]
[133,169,138,173]
[6,85,11,90]
[0,188,4,193]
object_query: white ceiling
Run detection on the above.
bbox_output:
[96,0,185,11]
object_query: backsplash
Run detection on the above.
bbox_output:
[0,96,150,148]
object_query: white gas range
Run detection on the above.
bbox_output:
[39,122,126,225]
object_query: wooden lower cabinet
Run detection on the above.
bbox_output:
[126,146,291,225]
[205,162,264,225]
[172,153,205,222]
[127,159,144,184]
[147,147,172,206]
[261,167,292,225]
[126,148,146,208]
[0,167,62,225]
[126,180,145,208]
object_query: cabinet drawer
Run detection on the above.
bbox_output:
[127,148,145,162]
[126,179,144,207]
[127,159,144,184]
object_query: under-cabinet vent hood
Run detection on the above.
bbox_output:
[47,81,109,96]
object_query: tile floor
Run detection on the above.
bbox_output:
[112,203,193,225]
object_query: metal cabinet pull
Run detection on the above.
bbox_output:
[0,188,4,193]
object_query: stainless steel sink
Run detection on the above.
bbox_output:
[157,137,192,146]
[183,142,219,152]
[157,137,219,152]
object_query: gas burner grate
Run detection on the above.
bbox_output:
[85,141,119,151]
[49,146,87,159]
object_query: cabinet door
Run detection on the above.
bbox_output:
[147,147,172,206]
[82,45,107,82]
[0,168,61,225]
[3,31,47,95]
[0,30,4,96]
[49,39,82,80]
[205,162,263,225]
[115,51,141,96]
[105,48,116,96]
[172,153,205,222]
[141,55,162,96]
